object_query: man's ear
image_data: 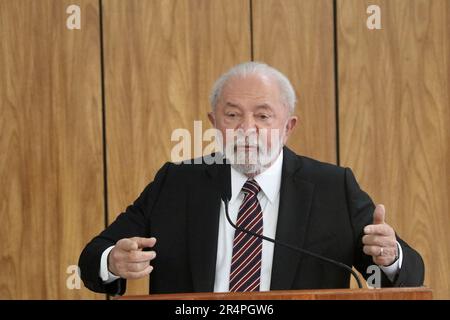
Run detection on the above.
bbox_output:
[285,116,298,135]
[283,116,298,144]
[207,112,216,127]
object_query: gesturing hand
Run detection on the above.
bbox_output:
[108,237,157,279]
[363,205,398,266]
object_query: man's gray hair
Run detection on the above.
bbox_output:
[209,61,297,114]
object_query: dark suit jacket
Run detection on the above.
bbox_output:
[79,147,424,295]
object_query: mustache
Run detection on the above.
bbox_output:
[234,143,258,147]
[232,141,264,150]
[227,134,271,153]
[233,134,261,145]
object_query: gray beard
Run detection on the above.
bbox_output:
[229,145,283,177]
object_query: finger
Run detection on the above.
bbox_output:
[124,265,154,280]
[372,247,398,266]
[362,235,382,246]
[373,204,385,225]
[130,237,157,249]
[362,235,396,247]
[364,223,394,236]
[117,238,139,252]
[126,261,150,272]
[128,250,156,263]
[363,245,381,257]
[364,245,396,259]
[373,255,394,267]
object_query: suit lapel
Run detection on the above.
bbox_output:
[270,147,315,290]
[187,163,222,292]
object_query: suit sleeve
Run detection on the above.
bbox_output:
[78,162,172,295]
[344,167,425,287]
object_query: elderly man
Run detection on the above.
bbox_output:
[79,62,424,295]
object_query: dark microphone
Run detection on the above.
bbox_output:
[218,163,363,289]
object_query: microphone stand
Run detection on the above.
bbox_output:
[223,198,363,289]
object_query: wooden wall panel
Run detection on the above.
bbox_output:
[253,0,336,163]
[0,0,104,299]
[338,0,450,299]
[103,0,250,295]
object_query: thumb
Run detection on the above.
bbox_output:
[373,204,385,224]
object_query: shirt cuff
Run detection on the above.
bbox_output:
[99,245,121,284]
[379,241,403,282]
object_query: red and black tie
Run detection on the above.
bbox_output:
[229,179,263,292]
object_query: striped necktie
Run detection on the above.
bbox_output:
[229,179,263,292]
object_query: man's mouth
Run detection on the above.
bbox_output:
[235,145,258,151]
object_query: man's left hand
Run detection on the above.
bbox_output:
[363,204,398,266]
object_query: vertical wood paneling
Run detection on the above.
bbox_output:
[103,0,250,295]
[1,0,444,299]
[0,0,104,299]
[338,0,450,299]
[253,0,336,163]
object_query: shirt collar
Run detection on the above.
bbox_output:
[230,151,283,204]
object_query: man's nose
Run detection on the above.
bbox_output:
[238,115,257,131]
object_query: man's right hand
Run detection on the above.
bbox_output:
[108,237,157,279]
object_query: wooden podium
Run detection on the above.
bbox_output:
[117,287,432,300]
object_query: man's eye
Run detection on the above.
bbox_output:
[226,113,236,117]
[257,114,270,120]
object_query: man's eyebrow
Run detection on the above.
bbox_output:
[224,102,274,109]
[255,103,273,109]
[225,102,241,108]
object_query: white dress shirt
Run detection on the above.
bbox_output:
[100,151,402,287]
[214,151,284,292]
